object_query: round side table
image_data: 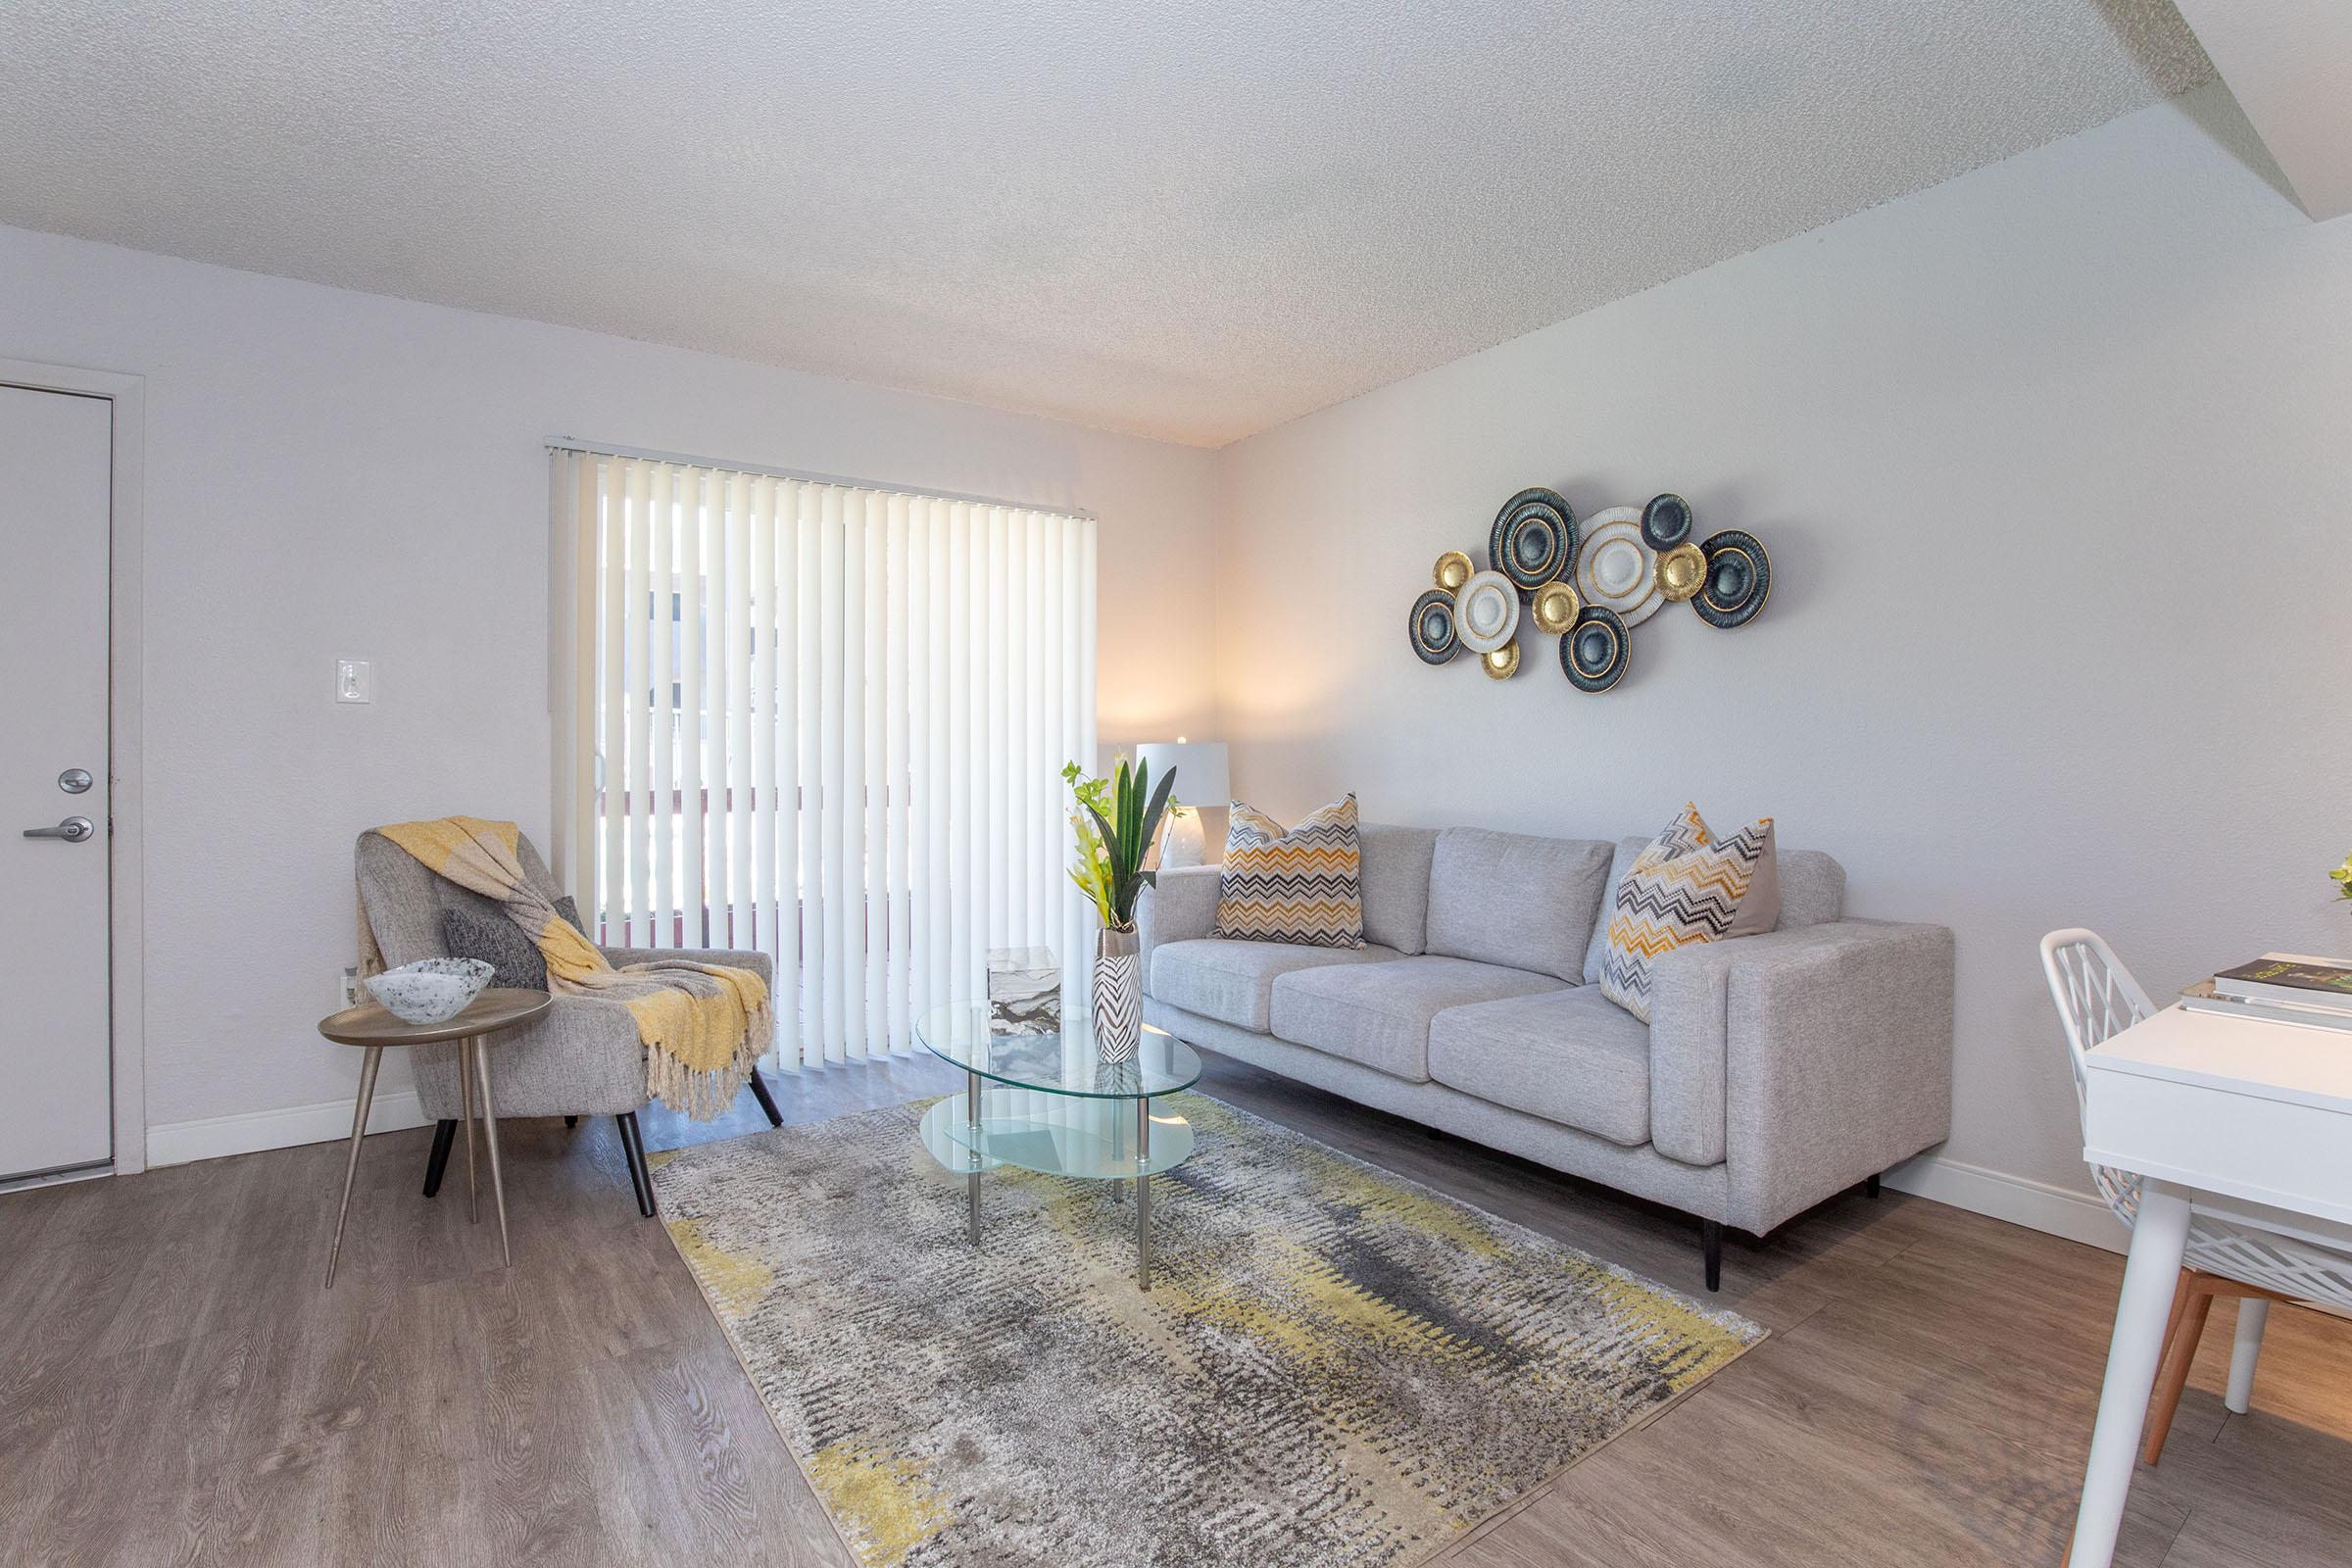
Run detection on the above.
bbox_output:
[317,986,552,1287]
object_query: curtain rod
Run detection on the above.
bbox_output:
[546,437,1098,521]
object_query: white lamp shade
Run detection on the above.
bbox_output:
[1132,740,1229,808]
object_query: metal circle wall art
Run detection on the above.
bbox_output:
[1641,493,1693,551]
[1488,489,1578,594]
[1694,530,1771,629]
[1655,542,1706,603]
[1407,487,1775,695]
[1531,579,1581,635]
[1560,605,1630,693]
[1408,588,1460,663]
[1575,508,1662,627]
[1453,569,1521,656]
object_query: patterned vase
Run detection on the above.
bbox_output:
[1093,925,1141,1065]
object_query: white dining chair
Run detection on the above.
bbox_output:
[2041,928,2352,1461]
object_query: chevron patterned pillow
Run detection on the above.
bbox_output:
[1599,804,1781,1022]
[1214,795,1366,949]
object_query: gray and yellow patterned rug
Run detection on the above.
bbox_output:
[651,1094,1762,1568]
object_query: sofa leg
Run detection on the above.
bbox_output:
[748,1064,783,1128]
[617,1111,657,1218]
[1866,1173,1882,1200]
[421,1119,458,1198]
[564,1115,578,1129]
[1701,1219,1723,1293]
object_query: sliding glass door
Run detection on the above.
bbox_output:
[556,450,1098,1071]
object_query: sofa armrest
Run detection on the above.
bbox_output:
[1137,867,1222,998]
[601,946,774,988]
[1648,919,1954,1232]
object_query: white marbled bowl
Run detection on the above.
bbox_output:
[366,956,494,1024]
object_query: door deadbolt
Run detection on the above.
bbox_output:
[58,768,93,794]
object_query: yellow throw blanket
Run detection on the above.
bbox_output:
[360,815,770,1120]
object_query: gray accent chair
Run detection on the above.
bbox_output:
[1139,823,1954,1290]
[355,829,782,1216]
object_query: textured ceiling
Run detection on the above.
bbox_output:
[0,1,2210,446]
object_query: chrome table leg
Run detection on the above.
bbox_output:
[473,1040,511,1267]
[1136,1095,1152,1291]
[324,1046,383,1289]
[966,1068,982,1247]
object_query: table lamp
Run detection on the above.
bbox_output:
[1133,738,1228,868]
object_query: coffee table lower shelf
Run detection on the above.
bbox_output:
[918,1089,1195,1290]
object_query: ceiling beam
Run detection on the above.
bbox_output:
[2173,0,2352,220]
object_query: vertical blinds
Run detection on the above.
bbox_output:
[555,450,1099,1072]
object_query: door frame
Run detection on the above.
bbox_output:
[2,358,147,1177]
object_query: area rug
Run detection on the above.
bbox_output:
[650,1094,1762,1568]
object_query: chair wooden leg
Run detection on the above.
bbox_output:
[748,1064,783,1128]
[2142,1280,2214,1466]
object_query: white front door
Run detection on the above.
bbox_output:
[0,383,114,1180]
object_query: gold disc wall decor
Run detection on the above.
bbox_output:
[1531,579,1581,634]
[1482,642,1521,680]
[1655,542,1706,603]
[1433,550,1474,592]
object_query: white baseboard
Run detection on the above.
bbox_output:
[1883,1152,2125,1254]
[145,1088,429,1168]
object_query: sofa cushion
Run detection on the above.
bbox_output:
[1359,823,1438,956]
[1600,804,1779,1023]
[1778,850,1845,928]
[1424,828,1614,983]
[1583,837,1649,984]
[1270,956,1565,1082]
[1429,986,1654,1148]
[1215,795,1365,949]
[1151,938,1402,1032]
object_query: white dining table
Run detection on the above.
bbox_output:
[2068,1003,2352,1567]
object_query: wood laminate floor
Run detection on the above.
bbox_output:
[4,1051,2348,1566]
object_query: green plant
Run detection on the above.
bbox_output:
[1064,756,1177,930]
[2332,852,2352,904]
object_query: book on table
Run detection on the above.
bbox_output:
[2211,954,2352,1013]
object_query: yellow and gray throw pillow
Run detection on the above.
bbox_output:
[1600,803,1780,1021]
[1214,794,1366,949]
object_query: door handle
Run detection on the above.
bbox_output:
[23,815,95,843]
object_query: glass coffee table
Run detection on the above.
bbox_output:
[915,1002,1202,1290]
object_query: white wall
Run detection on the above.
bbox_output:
[1215,84,2352,1232]
[0,225,1221,1158]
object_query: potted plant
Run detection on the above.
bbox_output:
[1064,756,1177,1063]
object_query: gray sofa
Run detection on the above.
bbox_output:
[1138,824,1954,1289]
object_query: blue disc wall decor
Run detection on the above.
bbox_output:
[1693,529,1770,629]
[1488,488,1578,594]
[1410,488,1774,694]
[1408,588,1460,663]
[1560,604,1630,693]
[1641,493,1693,551]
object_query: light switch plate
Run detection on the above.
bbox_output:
[336,659,372,704]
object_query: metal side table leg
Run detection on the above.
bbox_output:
[472,1039,512,1267]
[459,1038,479,1223]
[325,1045,384,1289]
[1136,1096,1152,1292]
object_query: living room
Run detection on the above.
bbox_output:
[2,3,2348,1565]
